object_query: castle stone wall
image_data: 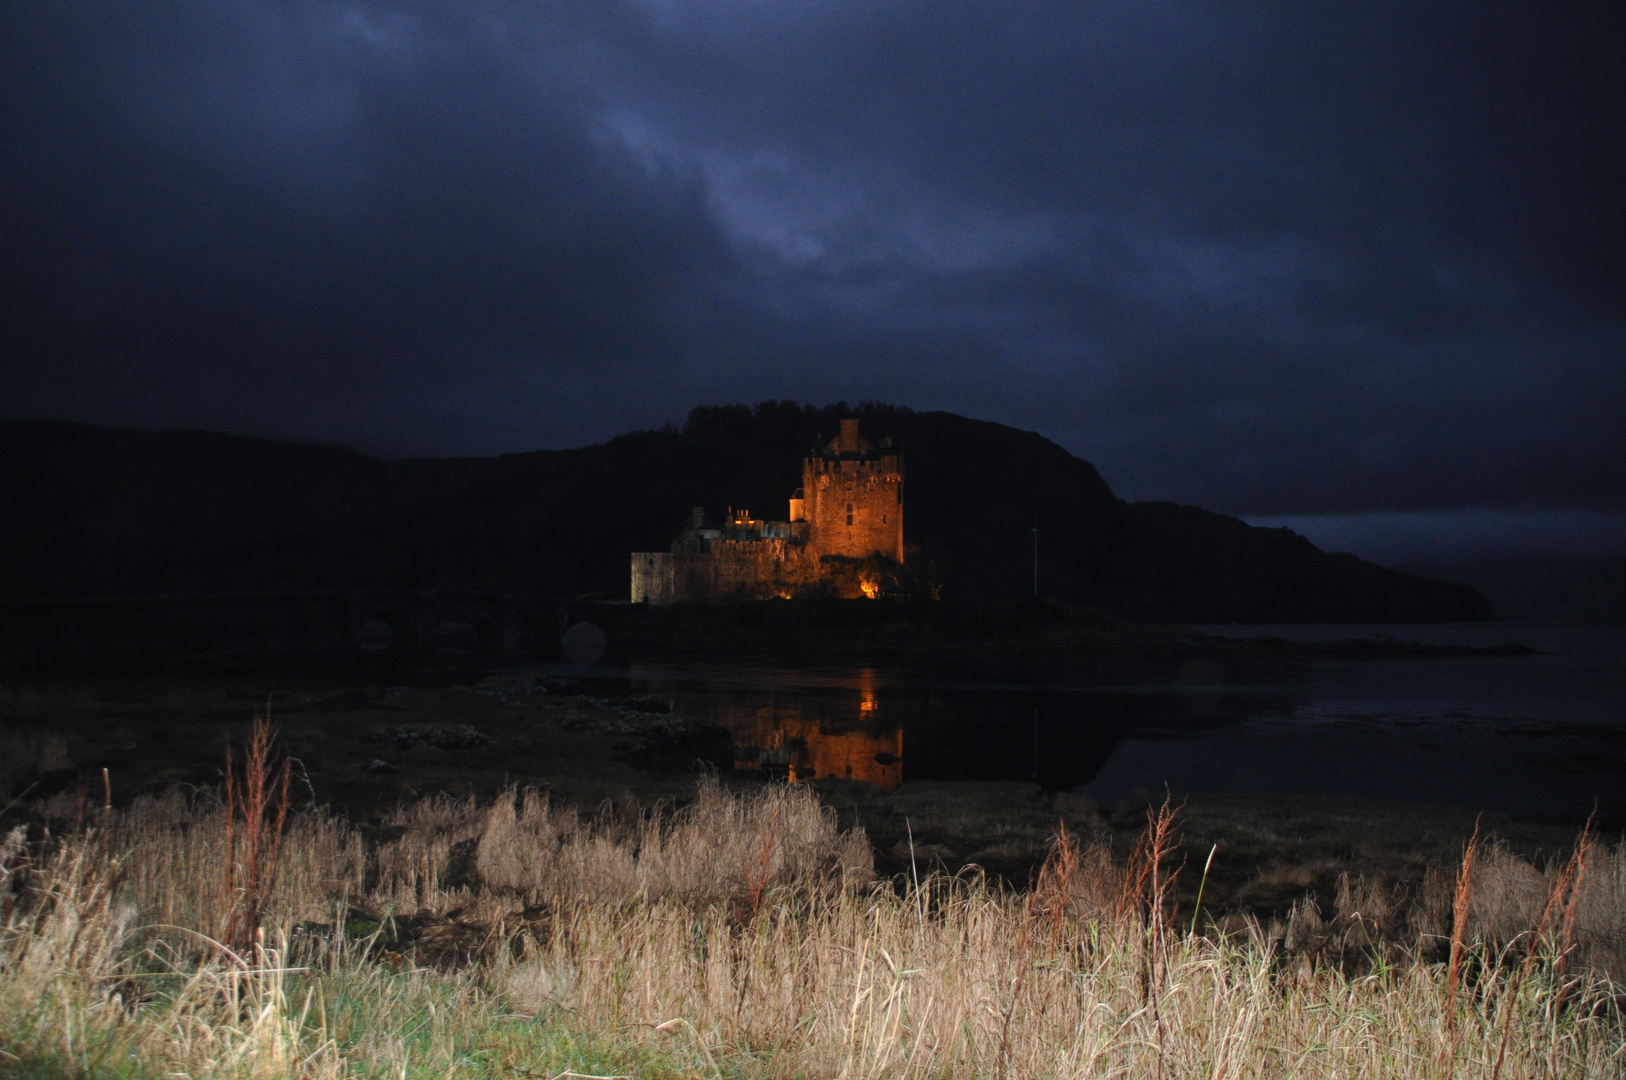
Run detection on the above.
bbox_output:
[632,540,823,604]
[630,552,676,604]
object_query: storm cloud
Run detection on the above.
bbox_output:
[3,1,1622,554]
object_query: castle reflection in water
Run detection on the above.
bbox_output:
[722,668,903,790]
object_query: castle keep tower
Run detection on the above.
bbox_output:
[799,419,904,563]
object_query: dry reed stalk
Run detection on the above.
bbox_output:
[1033,819,1079,946]
[1445,816,1481,1019]
[991,894,1033,1080]
[223,709,292,958]
[1538,814,1593,1014]
[745,801,784,919]
[1113,796,1183,1078]
[1117,795,1183,928]
[994,822,1079,1080]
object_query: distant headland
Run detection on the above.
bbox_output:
[0,404,1491,633]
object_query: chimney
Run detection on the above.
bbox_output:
[838,418,860,452]
[690,506,705,530]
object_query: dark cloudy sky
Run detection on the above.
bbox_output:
[3,1,1623,561]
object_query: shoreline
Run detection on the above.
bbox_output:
[1,662,1601,921]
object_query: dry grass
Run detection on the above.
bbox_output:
[90,788,366,947]
[1,784,1623,1079]
[371,779,872,919]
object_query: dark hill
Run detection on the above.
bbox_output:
[1396,557,1626,622]
[0,406,1490,623]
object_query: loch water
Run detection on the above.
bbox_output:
[582,622,1626,823]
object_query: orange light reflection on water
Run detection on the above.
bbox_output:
[729,668,901,790]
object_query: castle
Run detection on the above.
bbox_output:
[631,419,904,604]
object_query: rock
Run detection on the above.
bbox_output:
[366,727,422,750]
[365,759,399,774]
[470,674,549,697]
[428,723,488,749]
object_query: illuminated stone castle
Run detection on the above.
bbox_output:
[631,419,904,604]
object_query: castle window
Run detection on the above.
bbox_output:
[846,503,854,526]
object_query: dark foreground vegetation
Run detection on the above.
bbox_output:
[0,404,1490,623]
[1,716,1620,1079]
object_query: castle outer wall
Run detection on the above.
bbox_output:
[631,539,822,604]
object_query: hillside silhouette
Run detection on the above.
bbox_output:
[0,405,1489,623]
